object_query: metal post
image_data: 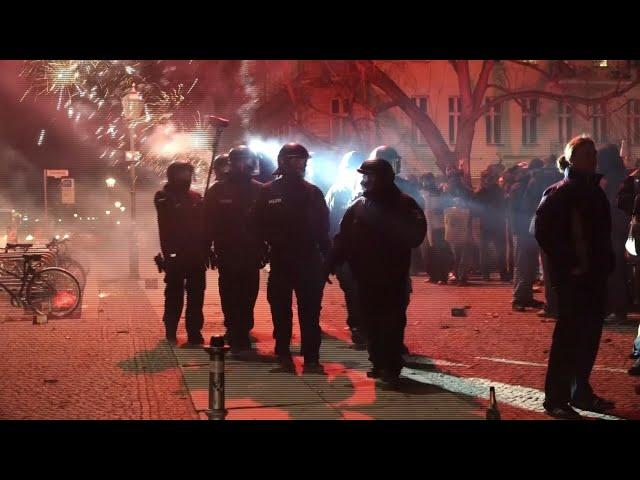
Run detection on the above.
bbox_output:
[204,335,229,420]
[129,124,139,279]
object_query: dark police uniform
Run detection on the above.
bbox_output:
[254,176,330,364]
[204,176,264,351]
[331,181,427,378]
[154,184,207,344]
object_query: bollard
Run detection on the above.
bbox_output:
[203,335,229,420]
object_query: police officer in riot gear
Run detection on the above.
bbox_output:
[369,145,423,353]
[368,146,425,210]
[204,146,265,355]
[212,153,230,183]
[154,161,207,346]
[254,143,330,374]
[329,157,427,386]
[325,151,366,348]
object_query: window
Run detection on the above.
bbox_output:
[521,98,539,145]
[412,96,428,144]
[485,98,502,144]
[330,98,351,144]
[558,102,573,145]
[448,96,461,144]
[628,100,640,145]
[591,103,608,143]
[594,60,608,68]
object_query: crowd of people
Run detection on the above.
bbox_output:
[153,135,640,419]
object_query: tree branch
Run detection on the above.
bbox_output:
[475,79,640,121]
[473,60,495,110]
[356,60,456,172]
[506,60,555,82]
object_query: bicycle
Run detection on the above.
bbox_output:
[0,253,81,317]
[46,237,88,290]
[4,237,88,290]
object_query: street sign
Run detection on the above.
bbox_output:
[61,178,75,204]
[46,169,69,178]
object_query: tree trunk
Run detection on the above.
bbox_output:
[356,60,457,174]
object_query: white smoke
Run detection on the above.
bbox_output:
[238,61,260,131]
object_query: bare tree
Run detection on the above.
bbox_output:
[357,60,640,181]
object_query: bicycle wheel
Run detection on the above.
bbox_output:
[26,267,81,317]
[60,258,87,290]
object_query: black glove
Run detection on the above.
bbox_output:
[323,258,335,285]
[154,253,165,273]
[207,249,218,270]
[258,244,270,269]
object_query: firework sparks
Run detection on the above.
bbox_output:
[20,60,203,177]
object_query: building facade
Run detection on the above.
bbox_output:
[251,60,640,180]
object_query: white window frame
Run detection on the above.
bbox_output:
[558,102,573,145]
[521,98,539,145]
[412,96,428,145]
[591,103,608,143]
[448,96,461,144]
[330,98,351,144]
[485,98,503,145]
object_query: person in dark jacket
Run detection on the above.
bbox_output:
[534,135,616,419]
[154,161,208,346]
[441,166,474,285]
[325,151,366,348]
[509,161,544,311]
[474,170,507,281]
[525,154,564,318]
[204,146,265,355]
[597,144,631,323]
[368,146,425,276]
[329,158,427,387]
[254,143,330,374]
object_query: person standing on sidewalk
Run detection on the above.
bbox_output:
[204,146,265,356]
[325,150,367,349]
[510,160,544,312]
[474,169,508,281]
[154,161,207,346]
[524,154,563,318]
[534,135,616,419]
[597,144,631,323]
[442,166,473,285]
[329,158,427,387]
[254,143,330,374]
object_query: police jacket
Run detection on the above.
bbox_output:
[254,176,330,263]
[330,183,427,284]
[204,176,264,267]
[534,167,614,282]
[154,184,207,267]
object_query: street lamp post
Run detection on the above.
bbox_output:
[121,85,145,279]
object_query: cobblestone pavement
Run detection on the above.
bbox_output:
[2,253,638,419]
[0,257,197,420]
